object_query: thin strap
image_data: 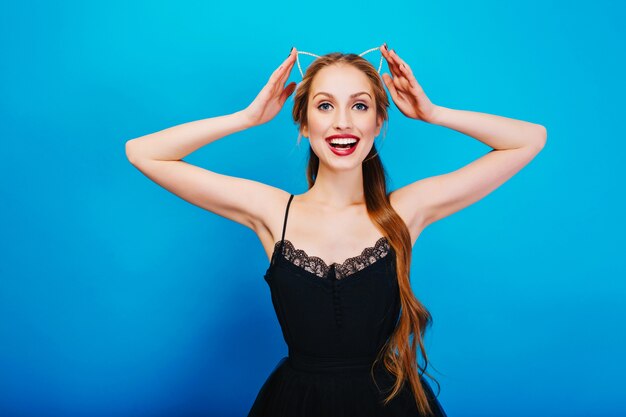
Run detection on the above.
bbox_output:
[272,193,294,265]
[279,194,295,251]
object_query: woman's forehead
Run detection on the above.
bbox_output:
[311,66,372,97]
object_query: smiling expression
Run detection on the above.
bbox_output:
[301,64,383,165]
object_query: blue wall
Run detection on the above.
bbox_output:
[1,1,624,416]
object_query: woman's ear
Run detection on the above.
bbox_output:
[300,124,309,138]
[375,115,383,137]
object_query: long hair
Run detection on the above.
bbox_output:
[290,52,441,415]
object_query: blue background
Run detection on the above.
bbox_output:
[1,1,624,416]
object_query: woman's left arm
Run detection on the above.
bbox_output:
[380,44,547,234]
[430,106,546,151]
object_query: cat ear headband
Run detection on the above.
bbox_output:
[294,47,384,78]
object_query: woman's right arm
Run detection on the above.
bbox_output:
[125,48,298,233]
[125,110,253,163]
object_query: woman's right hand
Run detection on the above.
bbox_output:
[242,48,298,127]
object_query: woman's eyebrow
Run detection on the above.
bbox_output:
[313,91,372,100]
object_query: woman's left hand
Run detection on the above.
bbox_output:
[379,44,439,123]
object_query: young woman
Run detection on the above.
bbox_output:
[125,44,547,416]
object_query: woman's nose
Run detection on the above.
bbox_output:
[333,111,353,129]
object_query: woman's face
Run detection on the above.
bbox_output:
[301,64,382,168]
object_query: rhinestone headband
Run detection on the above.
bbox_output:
[295,47,384,78]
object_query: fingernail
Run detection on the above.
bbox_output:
[384,43,388,50]
[288,46,293,57]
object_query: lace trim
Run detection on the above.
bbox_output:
[275,237,390,279]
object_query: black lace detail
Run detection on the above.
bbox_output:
[275,237,391,279]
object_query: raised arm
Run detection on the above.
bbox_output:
[396,106,546,232]
[378,44,547,239]
[125,48,299,232]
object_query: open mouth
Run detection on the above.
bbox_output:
[326,138,359,149]
[325,138,360,155]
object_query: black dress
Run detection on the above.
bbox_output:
[248,194,447,417]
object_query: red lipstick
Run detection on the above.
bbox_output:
[325,134,360,156]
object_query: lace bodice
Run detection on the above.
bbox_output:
[274,237,391,279]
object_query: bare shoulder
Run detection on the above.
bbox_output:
[250,186,292,250]
[389,186,428,246]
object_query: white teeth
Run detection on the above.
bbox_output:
[329,138,358,145]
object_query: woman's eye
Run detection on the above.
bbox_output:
[317,102,369,111]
